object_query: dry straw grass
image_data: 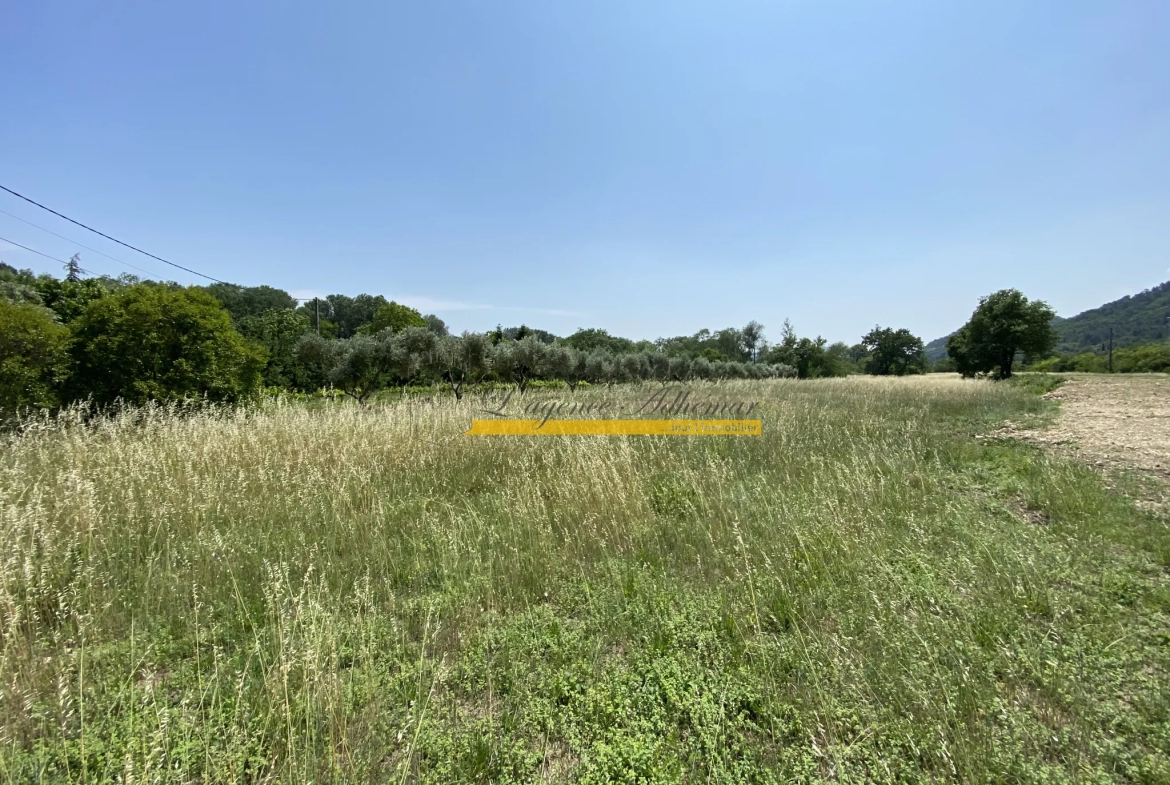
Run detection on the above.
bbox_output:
[1,377,1167,782]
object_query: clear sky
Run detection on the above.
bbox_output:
[2,1,1168,344]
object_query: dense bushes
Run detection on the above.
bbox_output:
[236,308,314,388]
[0,265,272,420]
[761,320,852,378]
[0,300,70,422]
[1030,342,1170,373]
[67,286,267,406]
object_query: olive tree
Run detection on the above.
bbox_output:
[492,336,549,393]
[618,352,649,384]
[296,326,437,404]
[668,355,693,382]
[584,350,613,385]
[432,332,491,400]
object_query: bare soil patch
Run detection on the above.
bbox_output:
[997,375,1170,508]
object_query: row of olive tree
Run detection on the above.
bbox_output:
[295,331,798,404]
[1,263,801,422]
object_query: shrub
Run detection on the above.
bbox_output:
[67,285,267,406]
[0,300,70,422]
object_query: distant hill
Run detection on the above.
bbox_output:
[1051,281,1170,353]
[926,281,1170,361]
[924,333,953,362]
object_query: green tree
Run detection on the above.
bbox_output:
[295,333,375,403]
[1114,342,1170,373]
[424,314,449,336]
[33,274,109,322]
[564,328,636,355]
[823,341,855,376]
[543,344,574,388]
[236,308,314,388]
[584,350,615,385]
[295,297,340,339]
[792,337,828,378]
[203,283,297,322]
[556,345,589,390]
[296,326,436,403]
[714,327,749,362]
[359,301,428,335]
[492,336,549,393]
[503,325,558,343]
[617,351,650,383]
[68,285,267,406]
[93,272,141,289]
[431,333,490,399]
[861,326,927,376]
[668,354,693,382]
[1028,341,1170,374]
[0,300,70,422]
[656,327,744,362]
[947,289,1057,379]
[763,320,844,378]
[742,321,765,361]
[0,264,45,308]
[64,254,82,282]
[322,293,389,337]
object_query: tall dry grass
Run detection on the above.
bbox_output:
[1,377,1166,782]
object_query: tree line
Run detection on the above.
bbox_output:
[3,260,979,423]
[1027,343,1170,373]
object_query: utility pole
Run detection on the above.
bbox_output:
[315,298,321,335]
[1108,326,1113,373]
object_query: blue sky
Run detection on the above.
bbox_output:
[2,1,1168,344]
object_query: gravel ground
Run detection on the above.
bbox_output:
[998,374,1170,508]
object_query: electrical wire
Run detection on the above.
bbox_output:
[0,208,162,279]
[0,233,69,264]
[0,233,108,278]
[0,183,227,283]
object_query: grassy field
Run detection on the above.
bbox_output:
[1,377,1168,783]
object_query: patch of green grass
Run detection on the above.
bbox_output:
[1008,373,1068,396]
[1,378,1167,782]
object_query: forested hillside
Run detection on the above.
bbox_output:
[1052,280,1170,352]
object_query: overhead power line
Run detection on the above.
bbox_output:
[0,233,69,264]
[0,234,100,276]
[0,207,161,279]
[0,183,227,283]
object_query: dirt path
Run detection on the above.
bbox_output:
[999,375,1170,507]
